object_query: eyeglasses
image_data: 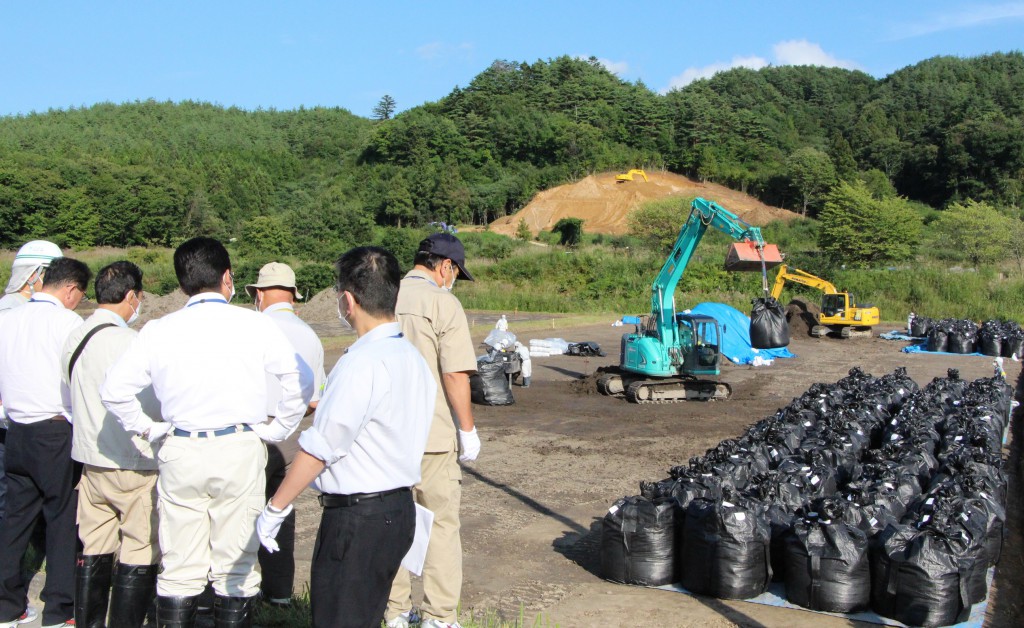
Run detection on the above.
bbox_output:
[74,286,90,303]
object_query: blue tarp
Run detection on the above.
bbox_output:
[689,302,796,365]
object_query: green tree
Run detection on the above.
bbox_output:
[929,200,1013,267]
[627,198,689,252]
[787,147,836,216]
[240,215,292,256]
[551,217,584,247]
[515,218,532,241]
[817,181,921,266]
[373,95,397,121]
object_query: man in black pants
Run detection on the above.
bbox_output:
[256,246,435,628]
[0,257,92,628]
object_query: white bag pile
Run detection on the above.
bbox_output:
[528,338,570,357]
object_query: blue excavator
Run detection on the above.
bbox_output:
[597,197,783,403]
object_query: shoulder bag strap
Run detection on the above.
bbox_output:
[68,323,118,381]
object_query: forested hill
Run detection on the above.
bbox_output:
[0,52,1021,258]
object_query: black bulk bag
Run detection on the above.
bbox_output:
[783,501,871,613]
[926,327,949,352]
[910,315,932,338]
[978,331,1003,357]
[1001,331,1023,358]
[750,296,789,349]
[681,493,772,599]
[870,524,986,627]
[946,331,975,354]
[600,495,682,586]
[470,357,514,406]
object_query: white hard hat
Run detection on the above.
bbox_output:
[13,240,63,268]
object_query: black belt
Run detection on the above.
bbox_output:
[318,487,409,508]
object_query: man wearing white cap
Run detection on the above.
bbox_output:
[246,262,326,607]
[0,240,64,312]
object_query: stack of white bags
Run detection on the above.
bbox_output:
[528,338,570,357]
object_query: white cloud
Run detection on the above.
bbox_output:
[415,41,474,62]
[663,55,768,92]
[893,1,1024,39]
[772,40,858,69]
[662,41,860,92]
[597,57,629,76]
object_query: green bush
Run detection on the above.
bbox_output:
[295,263,335,298]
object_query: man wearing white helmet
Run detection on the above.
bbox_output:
[0,240,63,529]
[0,240,64,312]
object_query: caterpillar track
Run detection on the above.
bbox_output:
[596,369,731,404]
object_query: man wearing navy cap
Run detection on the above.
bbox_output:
[386,233,480,628]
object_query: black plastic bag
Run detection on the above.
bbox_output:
[750,297,789,349]
[681,493,772,599]
[470,358,514,406]
[946,332,975,354]
[600,495,682,586]
[910,316,932,338]
[926,328,949,353]
[783,501,870,613]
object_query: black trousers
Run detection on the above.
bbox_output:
[310,489,415,628]
[0,419,77,625]
[258,443,296,600]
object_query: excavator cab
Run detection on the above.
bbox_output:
[677,314,722,375]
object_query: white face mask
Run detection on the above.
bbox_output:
[336,294,353,332]
[127,293,141,325]
[442,263,457,292]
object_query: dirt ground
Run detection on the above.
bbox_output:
[285,319,1022,627]
[486,171,801,238]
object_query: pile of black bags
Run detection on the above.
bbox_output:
[909,314,1024,357]
[600,365,1012,626]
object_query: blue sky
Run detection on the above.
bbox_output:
[2,1,1022,119]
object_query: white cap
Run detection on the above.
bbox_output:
[6,240,63,294]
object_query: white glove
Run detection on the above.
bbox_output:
[256,501,293,553]
[143,422,173,443]
[459,427,481,462]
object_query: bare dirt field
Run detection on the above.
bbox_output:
[289,319,1022,628]
[486,171,801,238]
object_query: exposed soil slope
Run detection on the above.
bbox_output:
[488,170,801,237]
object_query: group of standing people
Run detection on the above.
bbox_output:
[0,232,482,628]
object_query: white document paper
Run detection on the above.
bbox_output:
[401,504,434,576]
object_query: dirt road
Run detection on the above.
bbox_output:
[291,320,1022,627]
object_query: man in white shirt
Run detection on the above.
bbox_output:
[101,237,310,628]
[0,257,91,628]
[256,246,435,628]
[63,261,164,628]
[245,262,326,607]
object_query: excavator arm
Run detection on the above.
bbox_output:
[770,264,839,300]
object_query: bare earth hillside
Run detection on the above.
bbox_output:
[488,171,800,236]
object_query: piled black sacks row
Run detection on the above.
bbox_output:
[600,366,1013,627]
[910,314,1024,357]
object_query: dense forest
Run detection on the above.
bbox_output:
[0,52,1022,260]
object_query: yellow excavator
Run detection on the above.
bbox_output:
[770,264,880,338]
[615,169,648,183]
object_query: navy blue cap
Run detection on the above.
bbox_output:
[418,233,474,281]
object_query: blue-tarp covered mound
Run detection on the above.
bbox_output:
[689,302,796,365]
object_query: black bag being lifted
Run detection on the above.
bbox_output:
[681,492,771,599]
[783,500,870,613]
[750,297,789,349]
[470,357,514,406]
[600,495,681,586]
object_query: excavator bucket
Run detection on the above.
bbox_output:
[724,242,783,272]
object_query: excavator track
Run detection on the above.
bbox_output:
[624,379,732,404]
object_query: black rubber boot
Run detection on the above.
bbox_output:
[108,563,158,628]
[75,553,115,628]
[156,595,198,628]
[212,595,255,628]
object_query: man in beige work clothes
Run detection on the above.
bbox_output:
[386,233,480,628]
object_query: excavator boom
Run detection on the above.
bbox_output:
[771,264,880,337]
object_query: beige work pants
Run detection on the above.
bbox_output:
[155,431,267,598]
[77,465,159,565]
[387,444,463,623]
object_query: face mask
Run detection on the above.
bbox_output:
[127,294,141,325]
[442,263,457,292]
[336,294,353,332]
[229,284,236,303]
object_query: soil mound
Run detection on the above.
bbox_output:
[297,288,340,324]
[784,297,821,337]
[488,171,800,237]
[138,289,188,325]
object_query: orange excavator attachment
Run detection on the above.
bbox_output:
[724,242,783,271]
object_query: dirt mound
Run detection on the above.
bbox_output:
[489,171,800,237]
[784,297,821,337]
[297,287,339,324]
[137,289,188,325]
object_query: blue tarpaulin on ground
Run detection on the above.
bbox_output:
[689,302,796,365]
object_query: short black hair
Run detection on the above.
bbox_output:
[174,237,231,296]
[413,250,447,271]
[95,261,143,304]
[335,246,401,318]
[41,257,91,292]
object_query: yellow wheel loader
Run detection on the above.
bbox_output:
[770,265,880,338]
